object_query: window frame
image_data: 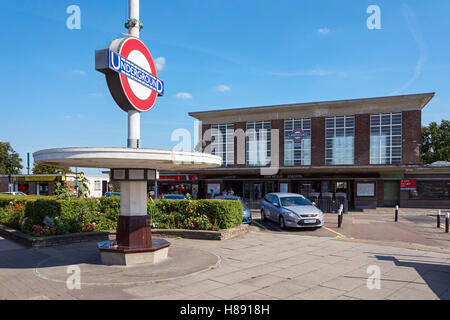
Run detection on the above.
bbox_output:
[325,116,355,165]
[370,113,402,165]
[211,123,235,167]
[284,118,311,166]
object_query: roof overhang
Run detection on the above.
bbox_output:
[189,92,435,124]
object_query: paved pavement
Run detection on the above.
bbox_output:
[250,208,450,250]
[0,225,449,300]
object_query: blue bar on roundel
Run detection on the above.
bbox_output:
[109,51,164,96]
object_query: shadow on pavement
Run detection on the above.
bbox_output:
[251,219,328,235]
[0,241,103,269]
[375,255,450,299]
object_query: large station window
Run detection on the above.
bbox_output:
[325,116,354,165]
[246,121,271,167]
[370,113,402,164]
[409,181,450,200]
[284,119,311,166]
[211,123,234,166]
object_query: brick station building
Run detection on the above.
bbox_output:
[161,92,450,209]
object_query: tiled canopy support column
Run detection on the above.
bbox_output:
[100,168,170,265]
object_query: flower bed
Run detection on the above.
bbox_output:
[0,195,243,237]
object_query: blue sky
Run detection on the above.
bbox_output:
[0,0,449,174]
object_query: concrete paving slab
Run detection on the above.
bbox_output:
[0,229,448,300]
[256,280,308,299]
[207,283,259,299]
[386,286,439,300]
[344,283,402,300]
[240,274,287,288]
[175,279,226,296]
[232,291,277,300]
[290,286,347,300]
[321,276,366,292]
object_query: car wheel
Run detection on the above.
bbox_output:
[260,210,265,221]
[279,216,286,230]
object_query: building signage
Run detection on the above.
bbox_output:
[158,175,199,181]
[400,179,417,190]
[96,37,164,113]
[290,129,306,142]
[13,176,58,182]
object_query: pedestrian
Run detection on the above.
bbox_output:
[210,189,215,199]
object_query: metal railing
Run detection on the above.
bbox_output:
[309,198,349,214]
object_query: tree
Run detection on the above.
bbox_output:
[54,181,72,200]
[0,142,23,174]
[75,172,90,198]
[32,163,73,175]
[421,120,450,164]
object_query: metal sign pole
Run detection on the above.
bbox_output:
[127,0,141,148]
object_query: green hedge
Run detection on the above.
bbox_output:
[0,196,243,236]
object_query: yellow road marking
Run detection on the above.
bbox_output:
[429,215,448,230]
[323,226,347,238]
[252,220,269,231]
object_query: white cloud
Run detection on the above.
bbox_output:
[214,85,231,92]
[317,28,331,35]
[89,92,104,97]
[155,57,166,71]
[308,69,334,76]
[72,69,86,75]
[176,92,193,99]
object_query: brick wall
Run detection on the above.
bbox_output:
[201,124,211,153]
[271,119,284,167]
[311,117,325,166]
[402,110,422,164]
[199,109,423,168]
[234,122,246,167]
[355,114,370,165]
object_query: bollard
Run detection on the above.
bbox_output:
[395,205,399,222]
[338,207,343,228]
[437,209,441,228]
[446,213,449,233]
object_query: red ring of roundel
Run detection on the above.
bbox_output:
[119,38,158,112]
[291,129,305,142]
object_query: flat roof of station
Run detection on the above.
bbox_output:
[189,92,435,123]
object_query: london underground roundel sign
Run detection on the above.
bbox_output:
[290,129,306,143]
[95,37,164,113]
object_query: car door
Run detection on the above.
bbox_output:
[270,195,281,221]
[262,194,272,221]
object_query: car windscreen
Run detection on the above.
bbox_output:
[280,196,312,207]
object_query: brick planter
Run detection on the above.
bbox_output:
[0,223,249,248]
[0,224,110,248]
[150,224,250,240]
[107,224,250,241]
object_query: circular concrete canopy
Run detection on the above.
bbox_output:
[33,147,222,169]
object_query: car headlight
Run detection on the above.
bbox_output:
[285,211,300,219]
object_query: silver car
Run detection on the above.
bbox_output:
[261,193,324,229]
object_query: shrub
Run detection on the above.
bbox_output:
[0,196,243,236]
[0,201,26,229]
[148,199,243,230]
